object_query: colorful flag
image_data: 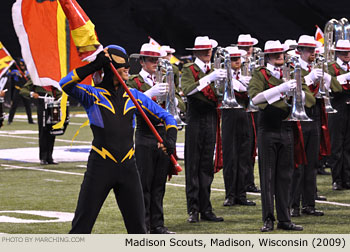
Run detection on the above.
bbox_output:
[148,36,180,65]
[0,42,15,79]
[57,0,102,62]
[12,0,100,90]
[315,25,324,45]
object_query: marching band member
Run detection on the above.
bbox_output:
[221,46,256,207]
[61,45,177,234]
[327,39,350,190]
[0,89,5,128]
[7,59,34,125]
[237,34,261,194]
[237,34,258,59]
[160,45,180,88]
[20,79,61,165]
[249,40,315,232]
[182,36,225,223]
[127,43,181,234]
[289,35,339,217]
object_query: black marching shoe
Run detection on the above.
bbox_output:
[301,206,324,216]
[260,218,274,232]
[343,181,350,189]
[47,159,59,165]
[200,211,224,222]
[277,221,303,231]
[223,197,235,206]
[187,211,199,223]
[150,226,175,234]
[290,208,300,217]
[40,159,48,165]
[318,167,331,175]
[332,182,343,190]
[235,198,256,206]
[246,184,261,193]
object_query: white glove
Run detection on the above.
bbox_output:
[198,69,226,91]
[0,77,8,91]
[239,76,251,87]
[324,73,332,90]
[336,72,350,85]
[144,82,169,98]
[232,79,247,92]
[304,68,322,86]
[277,79,297,93]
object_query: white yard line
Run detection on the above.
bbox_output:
[1,164,350,208]
[0,133,90,144]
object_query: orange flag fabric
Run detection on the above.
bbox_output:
[12,0,100,89]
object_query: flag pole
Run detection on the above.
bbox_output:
[14,62,28,81]
[109,62,182,172]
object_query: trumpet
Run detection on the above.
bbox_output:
[284,63,312,121]
[156,59,186,127]
[213,47,242,109]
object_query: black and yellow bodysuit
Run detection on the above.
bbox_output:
[60,49,177,234]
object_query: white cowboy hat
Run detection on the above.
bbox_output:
[331,39,350,51]
[264,40,289,54]
[297,35,322,48]
[225,46,247,57]
[186,36,218,50]
[287,49,300,57]
[160,45,176,54]
[237,34,258,46]
[130,43,167,58]
[284,39,298,50]
[316,46,325,54]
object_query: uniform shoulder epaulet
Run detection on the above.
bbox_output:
[256,66,265,71]
[328,61,337,67]
[129,74,140,80]
[183,62,194,68]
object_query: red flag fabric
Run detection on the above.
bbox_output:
[0,42,15,79]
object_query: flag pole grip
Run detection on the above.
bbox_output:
[109,62,182,172]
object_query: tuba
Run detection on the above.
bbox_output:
[157,59,186,127]
[214,47,242,109]
[284,63,313,121]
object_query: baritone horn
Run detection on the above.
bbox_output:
[284,63,312,121]
[157,59,186,127]
[213,47,242,109]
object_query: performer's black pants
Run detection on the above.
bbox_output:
[258,122,294,222]
[185,102,217,214]
[70,154,146,234]
[222,108,251,201]
[37,99,55,162]
[8,89,33,123]
[291,119,320,209]
[328,94,350,185]
[135,141,170,231]
[246,112,258,189]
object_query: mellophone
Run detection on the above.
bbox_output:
[40,96,69,136]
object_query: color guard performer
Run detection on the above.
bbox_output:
[60,45,177,233]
